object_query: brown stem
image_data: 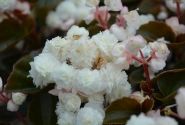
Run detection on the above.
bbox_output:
[142,64,152,95]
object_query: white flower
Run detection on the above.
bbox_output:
[51,63,76,90]
[56,1,77,21]
[69,0,86,6]
[149,40,170,60]
[66,25,89,41]
[124,35,147,54]
[88,93,104,104]
[157,11,168,20]
[58,93,81,112]
[46,11,75,30]
[101,64,131,102]
[175,88,185,119]
[12,92,27,105]
[29,53,61,88]
[149,59,166,73]
[15,1,30,15]
[7,100,19,112]
[104,0,123,11]
[91,30,118,57]
[165,0,185,13]
[123,10,154,35]
[86,0,100,7]
[85,102,105,117]
[76,69,105,95]
[0,77,2,91]
[110,24,128,41]
[75,6,93,23]
[0,0,16,12]
[76,107,104,125]
[156,116,178,125]
[126,113,155,125]
[43,36,70,62]
[126,113,178,125]
[166,17,185,35]
[57,111,76,125]
[69,40,98,68]
[56,101,66,116]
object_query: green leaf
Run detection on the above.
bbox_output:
[104,97,140,124]
[5,52,39,94]
[0,15,34,52]
[137,21,176,42]
[138,0,162,15]
[28,93,58,125]
[156,68,185,97]
[129,68,145,85]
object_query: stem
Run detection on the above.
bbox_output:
[142,64,152,95]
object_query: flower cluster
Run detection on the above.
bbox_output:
[46,0,99,30]
[29,16,171,124]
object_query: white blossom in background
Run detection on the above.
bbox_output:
[7,100,19,112]
[0,0,16,12]
[0,77,2,91]
[126,113,178,125]
[175,87,185,119]
[165,0,185,13]
[110,10,154,41]
[46,0,98,30]
[15,1,30,15]
[104,0,123,11]
[12,92,27,105]
[166,17,185,35]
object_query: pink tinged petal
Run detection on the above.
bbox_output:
[95,7,110,29]
[48,89,60,96]
[116,15,126,28]
[175,88,185,119]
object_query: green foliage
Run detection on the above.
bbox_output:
[0,15,34,52]
[103,97,153,124]
[28,92,58,125]
[153,69,185,104]
[5,52,40,94]
[137,21,176,42]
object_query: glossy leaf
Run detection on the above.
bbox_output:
[28,93,58,125]
[137,21,176,42]
[5,52,39,94]
[156,68,185,97]
[129,68,145,85]
[138,0,162,15]
[0,15,34,52]
[104,97,154,124]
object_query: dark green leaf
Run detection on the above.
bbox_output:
[156,68,185,97]
[138,0,162,15]
[0,15,34,52]
[104,97,140,124]
[28,93,58,125]
[137,21,176,42]
[129,68,145,84]
[5,52,39,94]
